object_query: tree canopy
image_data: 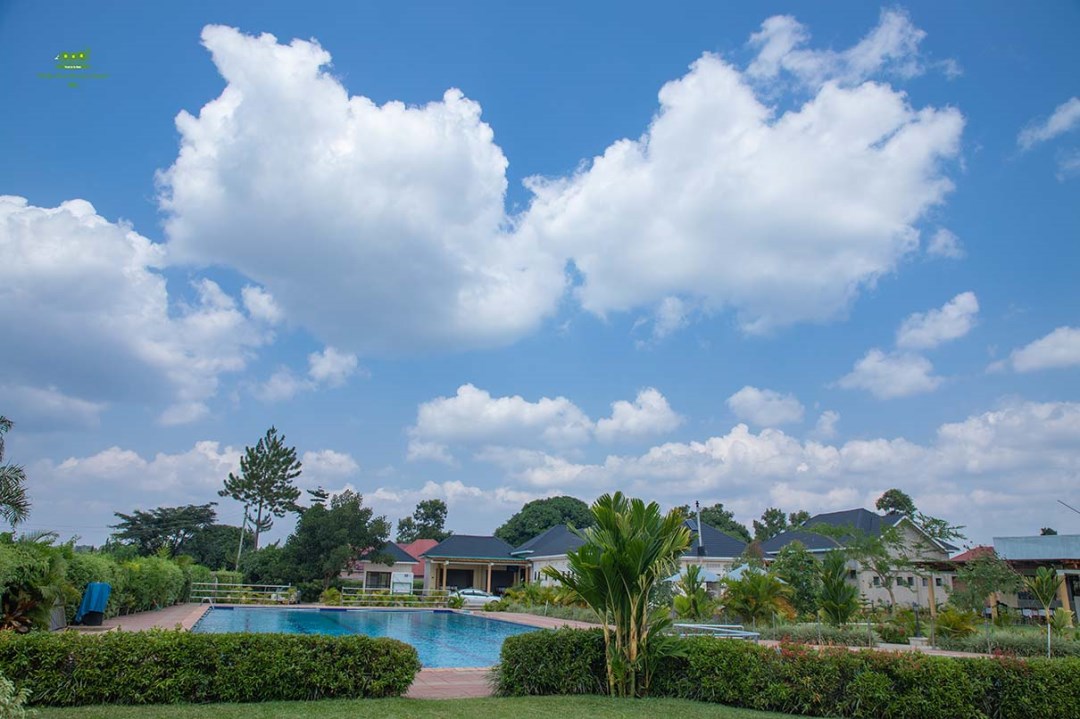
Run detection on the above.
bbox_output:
[110,503,217,557]
[875,488,916,517]
[495,496,594,547]
[0,416,30,528]
[396,499,451,543]
[674,502,751,543]
[283,489,391,589]
[770,540,821,616]
[219,426,302,550]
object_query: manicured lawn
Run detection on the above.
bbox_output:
[37,696,795,719]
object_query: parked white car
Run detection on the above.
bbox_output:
[450,588,501,607]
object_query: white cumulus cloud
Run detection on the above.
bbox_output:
[159,25,564,355]
[837,349,942,399]
[896,291,979,349]
[595,388,683,442]
[1007,327,1080,373]
[0,196,273,426]
[726,386,805,426]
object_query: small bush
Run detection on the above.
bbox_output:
[319,587,342,605]
[495,628,606,696]
[876,622,909,644]
[757,622,878,647]
[934,607,979,639]
[500,601,599,624]
[0,629,420,706]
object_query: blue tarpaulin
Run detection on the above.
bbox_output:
[74,582,111,624]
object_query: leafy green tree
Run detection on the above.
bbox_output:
[674,502,751,543]
[495,496,594,547]
[184,524,254,570]
[396,499,451,543]
[1040,527,1058,536]
[0,417,30,528]
[788,510,811,528]
[875,488,916,517]
[109,503,217,557]
[673,564,716,621]
[819,550,859,626]
[219,427,302,550]
[238,544,287,585]
[951,551,1021,614]
[544,493,690,698]
[752,507,788,541]
[771,540,821,616]
[1023,566,1065,657]
[721,569,793,625]
[283,490,391,589]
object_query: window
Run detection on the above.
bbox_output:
[847,570,857,580]
[935,577,943,587]
[872,576,881,587]
[366,571,391,589]
[922,578,928,587]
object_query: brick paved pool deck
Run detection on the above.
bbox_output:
[94,605,988,698]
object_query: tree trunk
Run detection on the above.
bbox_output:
[253,503,265,551]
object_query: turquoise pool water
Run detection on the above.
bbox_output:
[192,607,537,667]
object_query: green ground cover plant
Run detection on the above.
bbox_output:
[0,630,419,706]
[496,628,1080,718]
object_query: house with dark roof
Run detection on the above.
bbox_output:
[341,542,419,590]
[421,535,530,594]
[761,507,956,610]
[511,519,748,586]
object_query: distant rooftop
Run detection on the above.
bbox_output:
[422,534,520,560]
[994,535,1080,561]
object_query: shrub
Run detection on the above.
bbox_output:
[116,556,185,613]
[495,629,1080,718]
[757,622,878,647]
[0,673,29,719]
[1051,608,1075,637]
[876,622,909,644]
[495,628,606,696]
[446,595,464,609]
[937,630,1080,658]
[319,587,342,605]
[0,629,420,706]
[501,601,599,624]
[934,607,979,639]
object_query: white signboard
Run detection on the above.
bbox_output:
[391,571,414,595]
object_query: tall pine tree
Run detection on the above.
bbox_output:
[219,427,302,550]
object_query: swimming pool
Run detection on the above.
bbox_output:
[192,607,537,667]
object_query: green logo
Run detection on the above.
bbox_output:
[55,49,91,71]
[39,47,107,87]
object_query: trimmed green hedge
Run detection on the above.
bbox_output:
[0,630,420,706]
[495,629,1080,719]
[494,628,606,696]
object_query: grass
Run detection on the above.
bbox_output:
[36,696,793,719]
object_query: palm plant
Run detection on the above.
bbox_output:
[721,568,793,625]
[0,417,31,528]
[673,564,715,621]
[1024,566,1064,657]
[543,492,691,698]
[819,550,859,626]
[0,532,67,632]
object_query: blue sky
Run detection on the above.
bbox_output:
[2,1,1078,547]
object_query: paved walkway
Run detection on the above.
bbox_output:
[407,668,493,699]
[100,603,208,631]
